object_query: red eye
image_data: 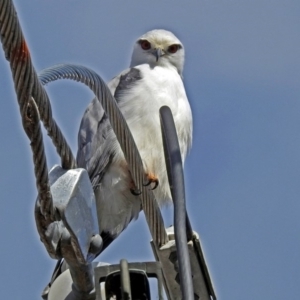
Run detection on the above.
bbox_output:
[140,40,151,50]
[168,44,180,53]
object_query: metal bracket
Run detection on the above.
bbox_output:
[41,165,102,262]
[151,227,216,300]
[39,165,102,298]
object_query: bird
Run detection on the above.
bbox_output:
[77,29,193,250]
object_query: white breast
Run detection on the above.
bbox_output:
[117,64,192,203]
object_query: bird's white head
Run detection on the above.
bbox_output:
[130,29,185,76]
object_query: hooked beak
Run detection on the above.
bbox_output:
[153,48,164,62]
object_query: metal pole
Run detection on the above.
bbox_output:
[120,259,132,300]
[160,106,194,300]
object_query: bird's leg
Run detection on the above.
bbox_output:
[143,172,159,190]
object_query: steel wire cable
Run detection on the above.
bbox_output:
[0,0,76,173]
[0,1,78,260]
[0,0,63,237]
[23,97,58,258]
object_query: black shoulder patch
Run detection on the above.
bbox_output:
[114,68,142,101]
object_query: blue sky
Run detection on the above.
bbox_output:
[0,1,300,299]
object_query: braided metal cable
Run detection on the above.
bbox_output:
[0,0,59,227]
[39,64,168,247]
[0,0,76,170]
[22,97,59,258]
[23,98,54,220]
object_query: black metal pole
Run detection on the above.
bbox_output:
[159,106,194,300]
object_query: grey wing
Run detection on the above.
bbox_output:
[76,97,121,250]
[76,67,144,250]
[76,67,142,187]
[76,97,118,187]
[107,67,142,98]
[76,71,124,188]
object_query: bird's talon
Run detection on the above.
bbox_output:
[151,179,159,190]
[130,188,142,196]
[143,181,152,187]
[143,175,159,190]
